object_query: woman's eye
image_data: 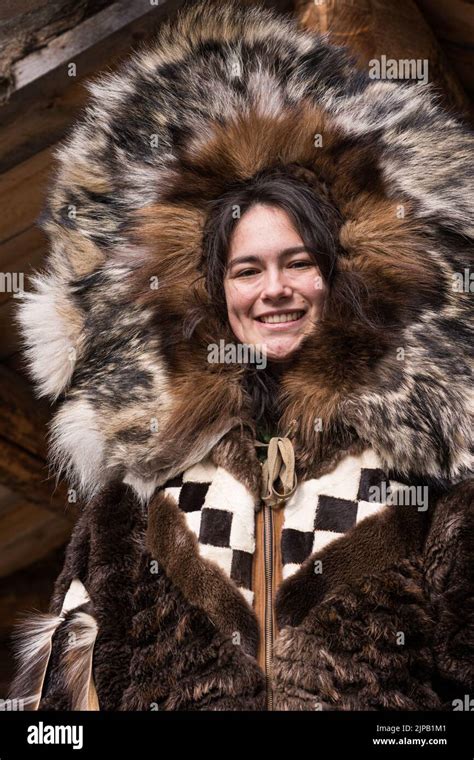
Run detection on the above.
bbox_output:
[234,261,314,277]
[236,269,259,278]
[289,260,314,269]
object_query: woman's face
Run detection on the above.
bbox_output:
[224,204,326,362]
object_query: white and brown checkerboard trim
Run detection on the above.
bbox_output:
[162,460,256,606]
[159,449,409,607]
[280,449,393,579]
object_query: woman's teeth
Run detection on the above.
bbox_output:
[258,311,305,324]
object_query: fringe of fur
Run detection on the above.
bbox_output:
[62,611,99,710]
[8,612,64,710]
[8,579,98,710]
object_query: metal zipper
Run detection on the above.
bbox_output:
[263,501,274,710]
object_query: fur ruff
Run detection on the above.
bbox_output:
[14,0,473,502]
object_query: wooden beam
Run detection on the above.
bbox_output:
[0,435,72,516]
[0,365,50,459]
[0,299,22,362]
[0,1,112,93]
[0,0,185,173]
[0,226,47,361]
[0,1,293,174]
[0,226,46,308]
[14,0,165,90]
[0,365,75,516]
[0,147,52,245]
[0,499,74,578]
[416,0,474,101]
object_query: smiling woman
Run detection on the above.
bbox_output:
[198,165,343,436]
[8,0,473,713]
[225,204,326,363]
[201,166,341,352]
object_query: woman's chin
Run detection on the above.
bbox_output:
[261,337,302,363]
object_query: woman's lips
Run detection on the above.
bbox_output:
[254,311,307,331]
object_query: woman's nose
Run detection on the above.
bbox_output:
[261,270,292,300]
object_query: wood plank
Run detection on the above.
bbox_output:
[0,226,47,307]
[0,544,66,697]
[0,0,184,173]
[0,544,66,637]
[0,501,49,547]
[0,0,52,24]
[416,0,474,100]
[0,228,47,359]
[14,0,161,90]
[0,298,21,362]
[0,148,53,244]
[0,364,77,516]
[0,311,79,587]
[0,351,30,378]
[0,1,112,95]
[0,75,92,174]
[0,434,73,515]
[0,364,51,459]
[0,484,22,520]
[1,2,293,172]
[0,501,73,578]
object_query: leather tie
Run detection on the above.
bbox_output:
[256,436,298,509]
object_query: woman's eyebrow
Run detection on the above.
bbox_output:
[228,246,309,269]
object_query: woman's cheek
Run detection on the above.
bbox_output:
[234,280,261,306]
[296,271,323,297]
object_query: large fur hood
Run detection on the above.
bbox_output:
[18,0,473,502]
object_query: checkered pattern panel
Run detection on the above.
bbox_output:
[281,449,394,579]
[161,457,256,606]
[159,448,411,608]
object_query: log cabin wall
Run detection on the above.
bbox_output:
[0,0,472,701]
